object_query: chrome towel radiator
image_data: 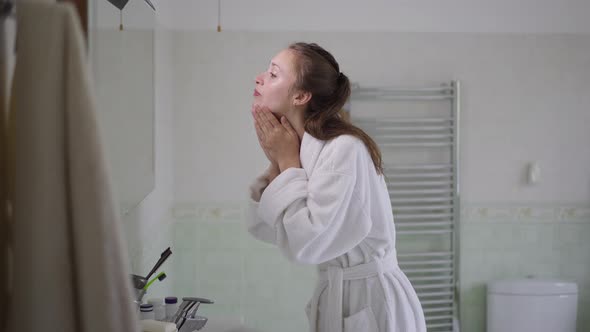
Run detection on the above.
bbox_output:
[350,81,461,332]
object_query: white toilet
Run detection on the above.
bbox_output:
[487,278,578,332]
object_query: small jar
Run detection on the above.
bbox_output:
[148,298,166,321]
[139,303,155,320]
[164,296,179,320]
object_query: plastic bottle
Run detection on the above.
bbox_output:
[164,296,179,321]
[148,298,166,321]
[139,303,155,320]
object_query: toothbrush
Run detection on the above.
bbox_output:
[143,271,167,291]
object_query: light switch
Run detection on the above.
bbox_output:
[527,162,541,184]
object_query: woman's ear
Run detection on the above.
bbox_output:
[293,90,312,107]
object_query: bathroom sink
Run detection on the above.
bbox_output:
[197,317,259,332]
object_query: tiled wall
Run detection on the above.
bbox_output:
[171,203,316,332]
[170,202,590,332]
[460,204,590,332]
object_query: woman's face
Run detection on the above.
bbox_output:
[253,49,298,116]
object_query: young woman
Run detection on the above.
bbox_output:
[247,42,426,332]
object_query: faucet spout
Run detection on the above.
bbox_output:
[170,297,214,331]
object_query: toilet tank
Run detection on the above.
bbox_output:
[487,279,578,332]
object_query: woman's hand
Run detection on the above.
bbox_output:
[252,105,278,166]
[251,105,280,182]
[252,106,301,172]
[265,162,280,183]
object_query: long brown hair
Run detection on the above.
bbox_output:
[288,42,383,174]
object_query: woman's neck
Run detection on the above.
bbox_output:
[284,108,306,142]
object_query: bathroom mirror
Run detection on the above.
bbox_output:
[88,0,155,214]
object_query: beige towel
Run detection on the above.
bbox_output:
[0,12,10,332]
[9,2,139,332]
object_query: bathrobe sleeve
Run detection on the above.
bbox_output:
[255,138,372,264]
[246,166,278,245]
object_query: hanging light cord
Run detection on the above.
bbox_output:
[217,0,221,32]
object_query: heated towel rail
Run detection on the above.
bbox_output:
[350,81,461,332]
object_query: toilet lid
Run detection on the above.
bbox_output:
[488,278,578,295]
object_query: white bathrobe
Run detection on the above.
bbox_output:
[247,132,427,332]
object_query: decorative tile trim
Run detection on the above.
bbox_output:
[172,202,245,223]
[461,203,590,223]
[171,203,198,218]
[172,202,590,224]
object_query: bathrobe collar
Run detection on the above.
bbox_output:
[300,132,326,178]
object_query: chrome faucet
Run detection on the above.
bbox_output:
[170,297,214,332]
